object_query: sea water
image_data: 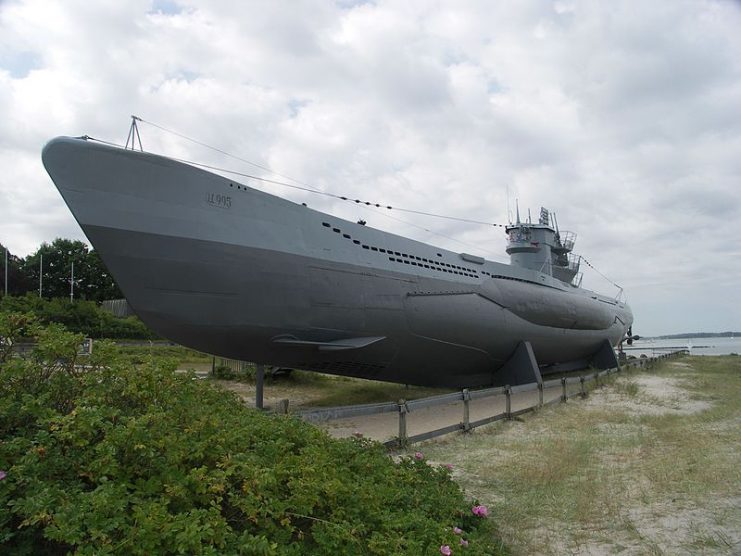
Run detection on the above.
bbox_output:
[624,336,741,357]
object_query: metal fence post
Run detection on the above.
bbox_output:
[561,377,567,402]
[505,385,511,419]
[398,399,408,448]
[538,381,544,408]
[463,389,471,431]
[255,364,265,410]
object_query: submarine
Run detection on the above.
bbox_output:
[42,134,633,387]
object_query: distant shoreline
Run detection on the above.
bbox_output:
[646,332,739,340]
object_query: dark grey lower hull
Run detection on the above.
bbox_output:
[42,137,633,387]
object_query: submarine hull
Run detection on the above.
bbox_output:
[42,137,633,387]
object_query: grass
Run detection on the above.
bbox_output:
[115,342,212,365]
[417,355,741,555]
[132,341,454,407]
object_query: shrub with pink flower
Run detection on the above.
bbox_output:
[414,451,424,460]
[460,538,469,547]
[471,504,488,517]
[0,470,6,481]
[453,526,462,535]
[440,545,452,555]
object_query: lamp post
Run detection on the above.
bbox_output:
[39,253,43,297]
[70,261,74,302]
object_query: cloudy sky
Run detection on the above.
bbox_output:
[1,0,740,336]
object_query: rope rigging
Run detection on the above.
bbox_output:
[134,116,508,229]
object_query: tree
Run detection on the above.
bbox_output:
[21,238,122,302]
[0,242,33,296]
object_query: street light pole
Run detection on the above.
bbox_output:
[39,253,43,297]
[70,261,74,302]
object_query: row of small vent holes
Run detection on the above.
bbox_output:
[321,222,488,278]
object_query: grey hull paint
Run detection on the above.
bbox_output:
[42,136,633,387]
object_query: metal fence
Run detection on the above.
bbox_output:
[298,352,686,449]
[101,299,134,318]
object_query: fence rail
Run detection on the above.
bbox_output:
[297,352,687,449]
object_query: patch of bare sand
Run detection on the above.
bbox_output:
[201,377,336,409]
[423,367,740,555]
[584,372,712,416]
[528,495,741,556]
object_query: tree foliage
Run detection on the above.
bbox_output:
[0,243,33,296]
[0,295,156,339]
[19,238,122,302]
[0,317,505,555]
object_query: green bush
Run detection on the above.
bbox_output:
[0,294,157,339]
[0,315,504,555]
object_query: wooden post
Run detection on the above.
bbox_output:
[277,399,289,414]
[463,389,471,431]
[398,399,408,448]
[538,381,544,408]
[505,385,511,419]
[211,356,215,376]
[255,364,265,410]
[561,377,567,402]
[580,376,586,398]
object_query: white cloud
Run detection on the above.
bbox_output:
[1,0,740,335]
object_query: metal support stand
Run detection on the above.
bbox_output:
[495,341,543,387]
[255,364,265,409]
[590,339,620,371]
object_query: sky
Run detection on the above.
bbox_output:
[1,0,740,336]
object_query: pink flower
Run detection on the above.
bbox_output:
[445,463,454,471]
[460,539,469,547]
[414,451,424,460]
[0,471,6,481]
[472,505,489,517]
[440,545,452,555]
[453,526,462,535]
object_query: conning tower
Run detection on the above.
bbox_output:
[505,207,581,285]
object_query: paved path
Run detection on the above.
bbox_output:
[318,383,577,443]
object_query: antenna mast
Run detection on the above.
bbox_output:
[125,115,143,151]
